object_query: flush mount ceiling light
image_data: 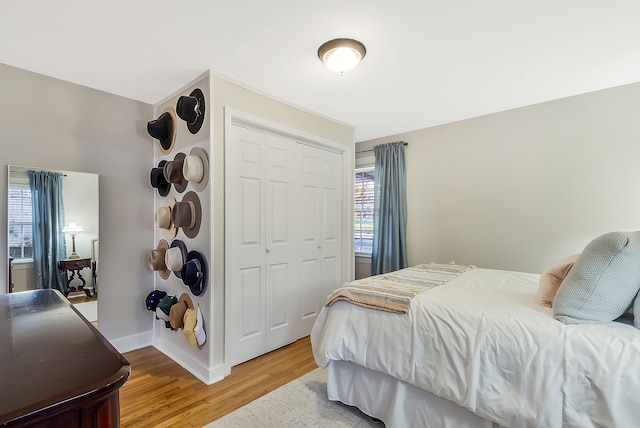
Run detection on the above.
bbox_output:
[318,38,367,75]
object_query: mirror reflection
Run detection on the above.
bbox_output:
[7,166,99,324]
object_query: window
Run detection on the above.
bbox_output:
[354,167,374,254]
[8,185,33,260]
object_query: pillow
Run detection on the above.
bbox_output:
[538,254,579,307]
[634,292,640,329]
[553,231,640,324]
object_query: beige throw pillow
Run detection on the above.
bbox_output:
[539,254,580,307]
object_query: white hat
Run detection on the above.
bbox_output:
[182,147,209,192]
[154,196,177,240]
[194,304,206,346]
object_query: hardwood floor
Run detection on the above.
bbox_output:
[120,336,317,428]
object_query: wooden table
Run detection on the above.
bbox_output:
[0,289,130,427]
[59,257,93,297]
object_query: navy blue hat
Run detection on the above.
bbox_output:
[145,290,167,311]
[181,250,207,296]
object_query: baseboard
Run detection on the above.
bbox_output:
[153,337,230,385]
[108,330,153,354]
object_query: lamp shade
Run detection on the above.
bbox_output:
[318,38,366,74]
[62,223,83,234]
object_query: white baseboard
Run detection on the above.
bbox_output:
[108,330,153,354]
[154,337,230,385]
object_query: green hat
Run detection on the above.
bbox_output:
[155,295,178,329]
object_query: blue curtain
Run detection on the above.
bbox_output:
[371,142,408,275]
[29,171,68,292]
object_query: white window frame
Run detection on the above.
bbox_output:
[8,178,33,262]
[354,164,375,257]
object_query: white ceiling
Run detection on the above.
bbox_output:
[2,0,640,142]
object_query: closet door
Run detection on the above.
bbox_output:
[226,125,267,367]
[264,134,298,352]
[296,144,342,338]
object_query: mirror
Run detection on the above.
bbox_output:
[7,166,99,324]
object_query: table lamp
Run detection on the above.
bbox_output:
[63,223,83,259]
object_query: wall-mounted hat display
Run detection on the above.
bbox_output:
[154,196,177,240]
[172,191,201,239]
[150,160,171,196]
[181,250,207,296]
[155,294,178,329]
[165,239,188,279]
[183,147,209,192]
[183,305,206,347]
[147,239,170,279]
[163,152,188,193]
[145,289,167,311]
[147,107,177,154]
[169,293,194,330]
[176,88,205,135]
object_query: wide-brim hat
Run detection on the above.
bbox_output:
[147,239,170,280]
[194,304,206,346]
[172,191,201,239]
[166,239,188,279]
[181,250,207,296]
[163,152,187,193]
[183,147,209,192]
[183,308,197,347]
[154,196,177,240]
[145,289,167,311]
[169,293,194,330]
[150,160,171,197]
[147,107,176,154]
[176,88,205,135]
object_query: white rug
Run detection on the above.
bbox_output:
[204,368,383,427]
[73,301,97,322]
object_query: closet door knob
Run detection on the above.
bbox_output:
[317,244,322,249]
[266,248,271,253]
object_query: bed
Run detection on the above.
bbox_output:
[311,252,640,427]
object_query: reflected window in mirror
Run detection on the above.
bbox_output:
[8,176,33,261]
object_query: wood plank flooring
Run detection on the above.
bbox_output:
[120,336,317,428]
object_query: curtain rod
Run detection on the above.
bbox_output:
[357,142,408,154]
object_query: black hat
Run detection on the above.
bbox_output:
[181,250,208,296]
[176,88,205,134]
[147,107,177,154]
[149,160,171,196]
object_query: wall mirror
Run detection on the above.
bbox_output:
[7,165,99,323]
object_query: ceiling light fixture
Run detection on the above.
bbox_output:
[318,38,367,75]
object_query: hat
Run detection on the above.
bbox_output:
[155,295,178,329]
[145,290,167,311]
[176,88,205,134]
[163,152,187,193]
[172,191,201,239]
[182,147,209,192]
[147,107,176,154]
[150,160,171,196]
[154,196,177,240]
[147,239,170,279]
[165,239,188,279]
[181,250,207,296]
[169,293,194,329]
[183,305,206,347]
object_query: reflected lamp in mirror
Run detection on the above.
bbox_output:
[63,223,83,259]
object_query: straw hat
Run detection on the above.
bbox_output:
[147,239,170,279]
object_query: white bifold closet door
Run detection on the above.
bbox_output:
[225,124,342,367]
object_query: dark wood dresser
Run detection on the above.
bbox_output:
[0,289,130,427]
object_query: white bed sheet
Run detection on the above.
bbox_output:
[311,268,640,427]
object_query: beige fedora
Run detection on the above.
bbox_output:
[154,196,177,240]
[165,239,188,279]
[171,191,201,239]
[182,147,209,192]
[147,239,170,279]
[169,293,194,330]
[163,152,187,193]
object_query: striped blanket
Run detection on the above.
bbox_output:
[325,263,475,314]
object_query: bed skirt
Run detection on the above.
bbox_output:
[326,360,502,428]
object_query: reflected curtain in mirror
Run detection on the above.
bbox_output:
[28,170,68,292]
[371,141,408,275]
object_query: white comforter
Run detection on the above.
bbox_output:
[311,268,640,427]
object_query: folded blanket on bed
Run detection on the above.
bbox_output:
[325,263,475,313]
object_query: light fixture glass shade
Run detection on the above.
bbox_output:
[318,38,366,75]
[63,223,83,235]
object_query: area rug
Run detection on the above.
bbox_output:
[73,301,97,323]
[204,368,383,427]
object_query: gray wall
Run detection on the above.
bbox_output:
[0,63,154,344]
[357,81,640,274]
